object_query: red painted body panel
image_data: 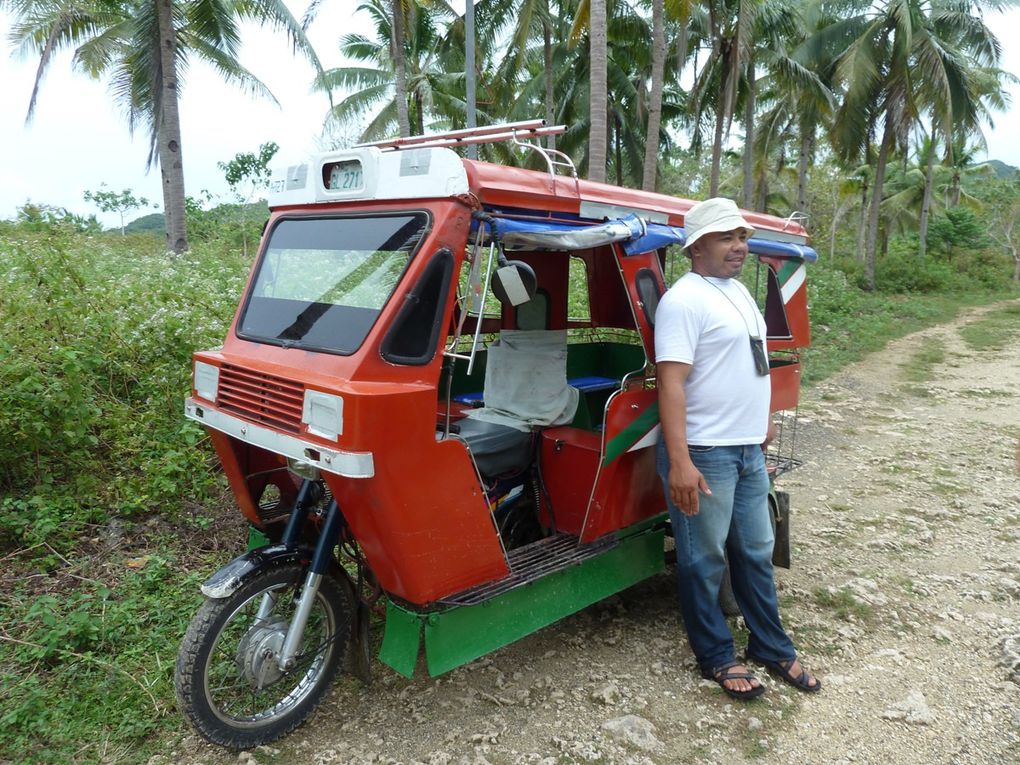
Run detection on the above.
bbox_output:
[582,387,665,542]
[324,432,509,604]
[193,197,516,604]
[539,427,601,535]
[208,429,296,527]
[538,385,667,542]
[769,362,802,412]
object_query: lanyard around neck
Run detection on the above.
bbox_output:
[695,274,770,376]
[696,274,761,338]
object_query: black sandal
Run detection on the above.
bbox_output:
[701,661,766,700]
[747,654,821,693]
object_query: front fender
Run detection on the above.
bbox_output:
[200,544,313,599]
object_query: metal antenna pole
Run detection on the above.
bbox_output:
[465,0,477,160]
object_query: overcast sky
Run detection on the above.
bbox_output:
[2,4,1020,229]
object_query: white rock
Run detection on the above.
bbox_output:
[846,577,889,606]
[591,683,621,705]
[602,715,661,751]
[881,690,934,725]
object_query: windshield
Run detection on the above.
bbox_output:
[238,213,430,354]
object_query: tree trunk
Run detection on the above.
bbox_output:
[709,94,725,196]
[741,60,755,208]
[857,180,868,264]
[614,116,624,186]
[919,136,936,261]
[865,118,895,290]
[1013,248,1019,281]
[830,195,852,261]
[414,89,424,136]
[156,0,188,255]
[797,122,810,214]
[543,6,555,151]
[392,0,410,137]
[641,0,665,191]
[465,0,476,159]
[588,0,608,182]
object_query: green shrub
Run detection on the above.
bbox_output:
[874,252,956,293]
[0,226,250,547]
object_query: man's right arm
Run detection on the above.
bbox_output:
[658,361,711,516]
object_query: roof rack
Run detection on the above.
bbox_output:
[355,119,562,150]
[355,119,577,186]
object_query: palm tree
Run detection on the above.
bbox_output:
[683,0,753,196]
[392,0,411,136]
[6,0,321,254]
[314,0,461,141]
[586,0,608,182]
[817,0,1008,288]
[483,0,562,149]
[738,0,833,212]
[490,0,681,186]
[641,0,665,190]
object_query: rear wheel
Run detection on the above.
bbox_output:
[175,563,353,749]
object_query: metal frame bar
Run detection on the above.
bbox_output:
[357,119,553,150]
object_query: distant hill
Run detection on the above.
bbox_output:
[123,200,270,235]
[982,159,1018,179]
[126,212,165,234]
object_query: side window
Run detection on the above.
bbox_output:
[568,256,591,323]
[635,268,662,326]
[380,249,454,365]
[762,265,792,339]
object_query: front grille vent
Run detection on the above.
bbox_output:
[218,364,304,434]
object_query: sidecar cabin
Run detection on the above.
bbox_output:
[183,120,817,692]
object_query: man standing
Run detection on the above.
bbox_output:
[655,197,820,700]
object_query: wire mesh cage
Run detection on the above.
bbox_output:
[766,407,803,477]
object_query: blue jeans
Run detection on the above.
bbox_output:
[656,441,796,675]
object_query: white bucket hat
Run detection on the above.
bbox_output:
[683,197,754,250]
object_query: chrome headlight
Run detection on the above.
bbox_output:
[194,361,220,402]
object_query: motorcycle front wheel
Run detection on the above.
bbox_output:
[175,563,353,749]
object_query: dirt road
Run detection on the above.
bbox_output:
[171,303,1020,765]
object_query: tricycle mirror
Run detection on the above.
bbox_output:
[491,260,537,306]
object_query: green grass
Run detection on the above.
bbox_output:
[745,737,771,759]
[0,226,248,763]
[901,338,947,384]
[812,587,875,623]
[959,303,1020,351]
[802,291,986,384]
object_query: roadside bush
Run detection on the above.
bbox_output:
[0,225,250,548]
[953,247,1014,290]
[0,222,250,763]
[874,251,956,293]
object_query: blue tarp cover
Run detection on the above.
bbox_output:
[486,214,818,262]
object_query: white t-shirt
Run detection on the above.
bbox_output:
[655,272,771,445]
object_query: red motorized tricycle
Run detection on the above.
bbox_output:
[174,121,816,748]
